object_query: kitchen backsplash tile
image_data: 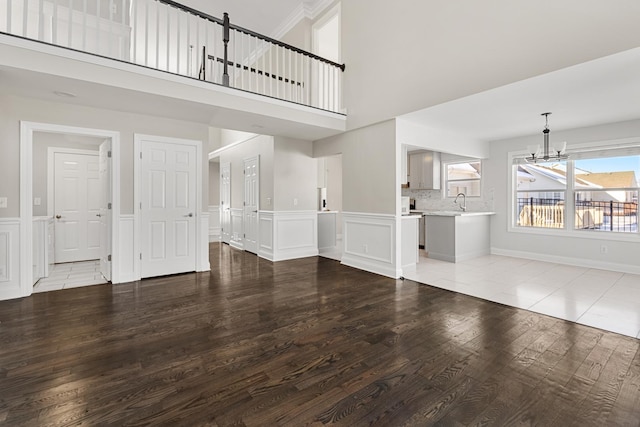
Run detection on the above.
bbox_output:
[402,188,494,212]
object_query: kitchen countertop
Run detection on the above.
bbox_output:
[318,210,338,214]
[401,214,422,219]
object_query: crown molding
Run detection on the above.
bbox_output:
[270,0,335,40]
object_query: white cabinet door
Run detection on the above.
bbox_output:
[409,153,423,189]
[220,162,231,244]
[140,140,196,278]
[243,156,259,254]
[54,152,100,263]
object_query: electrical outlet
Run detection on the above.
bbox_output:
[0,197,7,208]
[363,244,368,254]
[600,245,608,254]
[34,197,41,206]
[293,198,298,206]
[267,197,271,206]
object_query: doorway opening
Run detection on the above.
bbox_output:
[317,153,343,261]
[20,122,121,298]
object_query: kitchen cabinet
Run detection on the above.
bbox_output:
[425,211,494,262]
[409,151,441,189]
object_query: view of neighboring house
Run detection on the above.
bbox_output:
[517,163,638,231]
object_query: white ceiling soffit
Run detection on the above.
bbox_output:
[400,47,640,142]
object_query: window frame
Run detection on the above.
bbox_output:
[508,138,640,242]
[444,159,483,198]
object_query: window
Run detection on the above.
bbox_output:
[513,152,640,233]
[445,161,481,197]
[574,156,639,232]
[516,161,567,228]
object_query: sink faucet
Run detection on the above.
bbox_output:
[454,192,467,211]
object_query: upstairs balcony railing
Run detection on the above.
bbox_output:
[0,0,346,113]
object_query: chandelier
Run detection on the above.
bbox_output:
[525,112,568,163]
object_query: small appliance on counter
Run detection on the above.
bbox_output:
[318,187,328,211]
[401,196,410,215]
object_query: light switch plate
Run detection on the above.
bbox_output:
[34,197,41,206]
[0,197,7,208]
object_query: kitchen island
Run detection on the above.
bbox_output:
[424,211,495,262]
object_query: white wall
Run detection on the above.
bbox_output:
[314,119,397,215]
[397,119,490,159]
[341,0,640,131]
[487,118,640,273]
[209,161,220,205]
[221,129,259,147]
[0,95,210,217]
[273,137,317,211]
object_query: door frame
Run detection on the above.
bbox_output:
[19,121,121,297]
[133,134,205,280]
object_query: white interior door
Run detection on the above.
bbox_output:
[243,156,259,254]
[140,140,197,278]
[98,140,112,281]
[54,152,100,263]
[220,162,231,244]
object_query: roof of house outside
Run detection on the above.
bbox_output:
[578,171,638,189]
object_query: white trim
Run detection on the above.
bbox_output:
[491,247,640,275]
[134,134,207,280]
[271,0,335,40]
[19,121,121,300]
[0,219,21,300]
[340,212,400,278]
[208,205,221,242]
[229,208,244,250]
[208,133,263,160]
[47,147,99,217]
[258,210,318,262]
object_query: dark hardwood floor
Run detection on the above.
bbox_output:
[1,243,640,426]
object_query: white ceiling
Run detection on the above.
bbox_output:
[400,47,640,143]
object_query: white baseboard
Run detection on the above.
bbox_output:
[491,247,640,275]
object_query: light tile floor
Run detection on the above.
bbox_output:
[404,251,640,339]
[33,260,108,293]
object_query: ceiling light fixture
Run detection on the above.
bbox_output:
[525,112,568,163]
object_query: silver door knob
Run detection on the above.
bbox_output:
[185,213,193,217]
[55,215,61,219]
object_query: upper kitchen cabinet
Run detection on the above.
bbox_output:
[409,151,441,189]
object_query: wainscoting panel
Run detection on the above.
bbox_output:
[0,219,21,300]
[341,212,400,278]
[199,212,210,271]
[271,211,318,261]
[32,217,50,283]
[258,211,274,260]
[208,205,220,242]
[230,208,244,251]
[117,215,135,283]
